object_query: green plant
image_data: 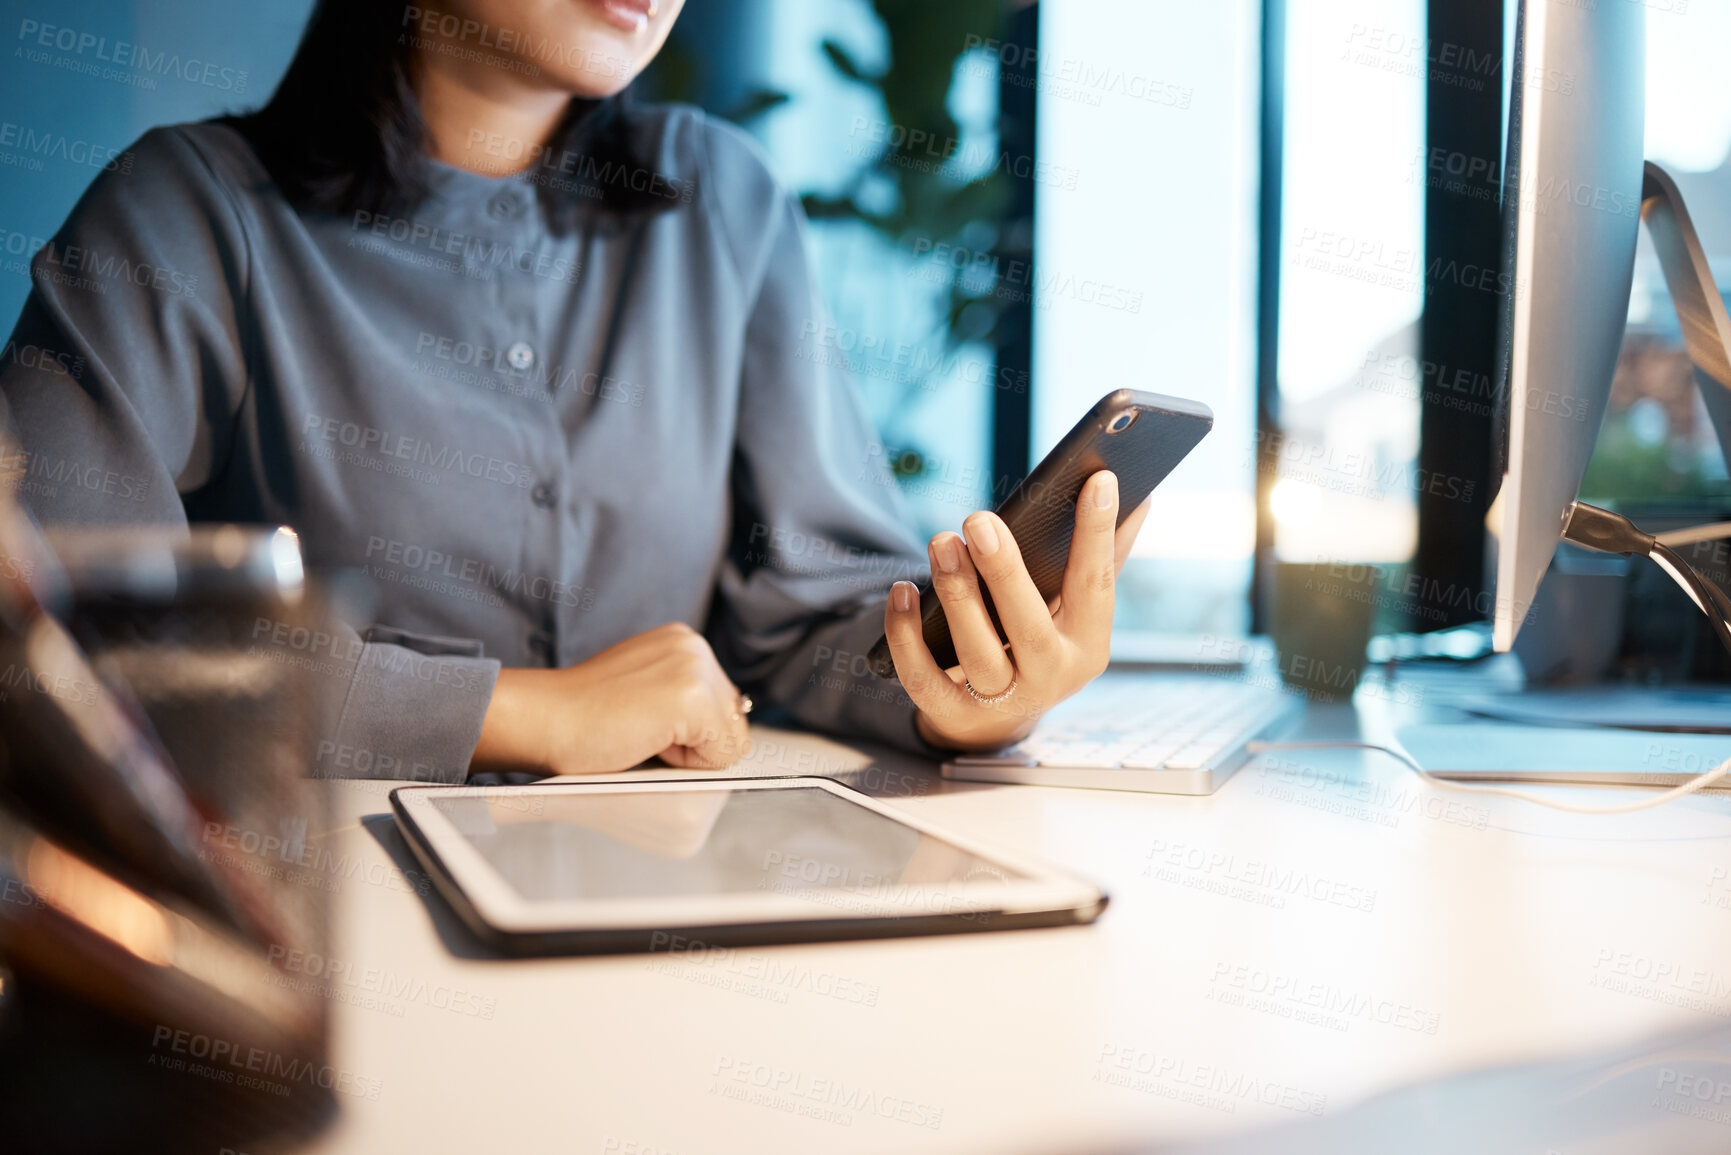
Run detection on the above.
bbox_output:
[647,0,1023,488]
[802,0,1018,360]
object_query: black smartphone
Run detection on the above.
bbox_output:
[867,389,1213,679]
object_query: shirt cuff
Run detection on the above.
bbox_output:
[323,629,500,784]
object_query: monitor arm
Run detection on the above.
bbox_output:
[1562,168,1731,657]
[1639,162,1731,473]
[1555,167,1731,662]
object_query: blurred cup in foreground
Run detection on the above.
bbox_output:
[1271,561,1377,703]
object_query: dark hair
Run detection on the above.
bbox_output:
[231,0,680,229]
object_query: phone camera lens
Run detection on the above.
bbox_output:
[1108,410,1137,433]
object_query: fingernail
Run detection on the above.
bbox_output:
[966,514,1000,556]
[1094,471,1118,510]
[932,535,961,573]
[892,581,914,612]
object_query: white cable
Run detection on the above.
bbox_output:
[1654,521,1731,549]
[1246,740,1731,815]
[1651,549,1711,615]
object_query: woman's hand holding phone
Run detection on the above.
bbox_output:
[471,466,1152,773]
[884,470,1150,751]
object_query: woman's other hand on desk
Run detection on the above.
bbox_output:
[885,470,1149,752]
[472,623,751,775]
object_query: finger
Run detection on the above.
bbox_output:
[667,682,750,768]
[659,742,723,770]
[884,580,967,720]
[711,684,754,765]
[661,719,750,767]
[1057,471,1119,642]
[927,532,1016,696]
[961,510,1059,665]
[664,715,750,768]
[1115,494,1152,575]
[1045,495,1145,617]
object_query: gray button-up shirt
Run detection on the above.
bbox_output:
[0,107,932,781]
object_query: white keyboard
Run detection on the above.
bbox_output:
[943,675,1302,795]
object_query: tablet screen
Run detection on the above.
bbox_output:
[428,786,1025,903]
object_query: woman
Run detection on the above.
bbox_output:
[0,0,1148,780]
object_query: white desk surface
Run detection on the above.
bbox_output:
[295,674,1731,1155]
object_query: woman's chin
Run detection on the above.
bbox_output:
[555,72,636,100]
[528,19,660,97]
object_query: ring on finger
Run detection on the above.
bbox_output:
[964,677,1017,706]
[730,693,754,723]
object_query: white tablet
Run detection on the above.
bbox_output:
[391,776,1107,955]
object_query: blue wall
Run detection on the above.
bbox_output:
[0,0,313,326]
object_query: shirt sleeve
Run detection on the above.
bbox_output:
[696,121,944,755]
[0,126,496,783]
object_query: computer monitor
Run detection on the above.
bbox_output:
[1487,0,1646,653]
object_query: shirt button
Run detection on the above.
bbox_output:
[531,482,556,509]
[487,191,524,220]
[506,341,535,371]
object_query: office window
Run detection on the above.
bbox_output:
[1581,3,1731,511]
[1271,0,1427,569]
[1035,0,1263,635]
[658,1,1266,633]
[765,0,1004,536]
